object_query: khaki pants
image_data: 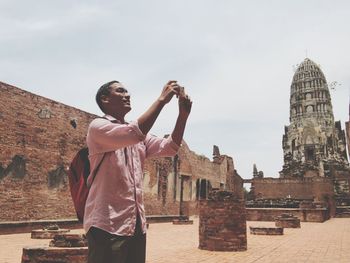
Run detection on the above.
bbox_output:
[87,218,146,263]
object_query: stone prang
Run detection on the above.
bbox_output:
[280,58,349,178]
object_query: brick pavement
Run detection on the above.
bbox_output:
[1,217,350,263]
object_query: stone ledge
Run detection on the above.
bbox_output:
[31,229,70,239]
[146,215,184,223]
[250,226,284,235]
[0,219,82,235]
[334,212,350,218]
[275,213,301,228]
[1,215,183,235]
[172,219,194,225]
[246,207,329,222]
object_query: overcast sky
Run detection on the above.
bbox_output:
[1,0,350,179]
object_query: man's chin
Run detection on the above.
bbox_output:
[125,106,132,112]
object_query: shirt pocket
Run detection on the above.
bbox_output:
[114,149,127,166]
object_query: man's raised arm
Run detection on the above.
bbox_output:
[138,80,181,135]
[171,88,192,146]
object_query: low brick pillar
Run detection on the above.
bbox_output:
[21,247,88,263]
[275,213,301,228]
[22,234,88,263]
[249,226,283,235]
[199,190,247,251]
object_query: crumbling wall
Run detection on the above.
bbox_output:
[0,82,96,221]
[143,143,243,216]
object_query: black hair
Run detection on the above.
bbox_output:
[96,80,119,112]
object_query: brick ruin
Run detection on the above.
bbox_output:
[275,213,301,228]
[0,81,95,221]
[22,234,88,263]
[248,58,350,219]
[199,190,247,251]
[142,141,243,216]
[0,81,243,222]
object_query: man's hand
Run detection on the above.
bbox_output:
[171,86,192,146]
[158,81,181,105]
[178,87,192,118]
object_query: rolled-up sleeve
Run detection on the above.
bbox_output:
[145,134,180,158]
[87,118,146,154]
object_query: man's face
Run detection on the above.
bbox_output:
[103,82,131,114]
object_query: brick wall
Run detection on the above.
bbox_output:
[246,208,329,222]
[252,177,335,200]
[251,177,336,216]
[0,81,96,221]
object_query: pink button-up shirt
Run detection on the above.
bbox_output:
[84,115,179,236]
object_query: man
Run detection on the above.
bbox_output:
[84,80,192,263]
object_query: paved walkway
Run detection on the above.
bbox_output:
[1,217,350,262]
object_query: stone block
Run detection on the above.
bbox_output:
[249,226,284,235]
[275,213,301,228]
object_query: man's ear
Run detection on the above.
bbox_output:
[100,94,110,104]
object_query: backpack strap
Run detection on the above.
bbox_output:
[87,153,106,188]
[86,116,111,188]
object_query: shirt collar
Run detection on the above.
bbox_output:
[103,114,127,124]
[103,114,117,121]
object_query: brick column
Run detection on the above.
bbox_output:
[199,190,247,251]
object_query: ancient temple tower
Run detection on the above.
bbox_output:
[280,58,349,178]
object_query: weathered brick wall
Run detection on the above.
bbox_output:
[246,208,329,222]
[178,143,223,189]
[142,144,243,216]
[252,177,335,200]
[0,82,96,221]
